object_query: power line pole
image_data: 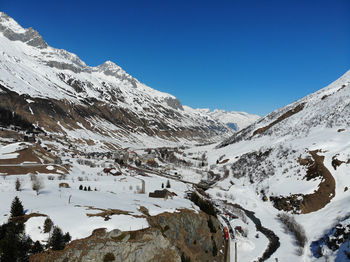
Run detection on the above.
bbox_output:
[235,241,237,262]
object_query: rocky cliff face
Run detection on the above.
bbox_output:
[29,209,225,262]
[29,228,180,262]
[148,209,225,262]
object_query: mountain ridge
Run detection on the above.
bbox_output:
[0,12,261,149]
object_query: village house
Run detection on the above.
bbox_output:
[149,189,169,199]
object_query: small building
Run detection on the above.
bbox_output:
[24,134,35,143]
[59,182,70,188]
[149,189,169,199]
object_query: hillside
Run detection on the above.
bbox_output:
[185,70,350,261]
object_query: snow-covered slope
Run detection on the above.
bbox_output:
[185,70,350,261]
[219,70,350,147]
[0,12,236,149]
[194,108,260,130]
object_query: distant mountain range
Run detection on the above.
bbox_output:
[0,12,258,149]
[193,108,260,130]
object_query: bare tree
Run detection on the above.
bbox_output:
[32,175,44,195]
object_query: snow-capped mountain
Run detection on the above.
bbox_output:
[200,70,350,261]
[194,108,260,130]
[0,12,236,150]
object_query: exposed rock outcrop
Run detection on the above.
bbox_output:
[147,209,225,262]
[30,228,180,262]
[29,209,225,262]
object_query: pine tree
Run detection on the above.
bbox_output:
[161,183,164,188]
[15,178,21,191]
[31,240,43,254]
[10,196,24,219]
[49,227,65,251]
[0,200,31,262]
[0,222,18,262]
[43,217,53,233]
[79,185,83,190]
[84,186,87,191]
[63,232,71,244]
[88,186,91,191]
[166,180,171,188]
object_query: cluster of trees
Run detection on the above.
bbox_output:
[161,180,171,189]
[0,197,42,261]
[15,176,44,195]
[79,185,97,191]
[0,106,36,131]
[0,197,71,261]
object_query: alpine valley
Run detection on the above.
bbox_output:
[0,11,349,262]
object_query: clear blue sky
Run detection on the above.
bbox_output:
[2,0,350,116]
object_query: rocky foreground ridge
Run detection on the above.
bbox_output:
[29,209,225,262]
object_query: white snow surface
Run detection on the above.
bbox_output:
[195,108,260,130]
[0,158,197,242]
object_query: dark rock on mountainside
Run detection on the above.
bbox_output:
[29,209,225,262]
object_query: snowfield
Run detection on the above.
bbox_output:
[0,158,197,242]
[1,10,350,262]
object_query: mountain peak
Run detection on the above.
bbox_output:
[0,12,47,49]
[94,60,138,85]
[0,12,25,33]
[98,60,122,71]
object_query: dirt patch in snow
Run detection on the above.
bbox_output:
[12,213,47,224]
[0,146,40,165]
[253,103,305,136]
[218,159,229,164]
[85,207,132,221]
[271,150,335,214]
[331,156,345,170]
[75,205,145,220]
[0,164,67,176]
[301,151,335,213]
[0,144,68,175]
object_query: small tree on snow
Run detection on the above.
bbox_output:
[15,178,21,191]
[10,196,24,219]
[166,180,171,188]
